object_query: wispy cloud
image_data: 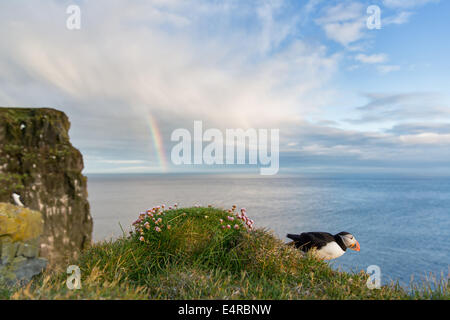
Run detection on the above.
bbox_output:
[383,11,414,25]
[388,122,450,135]
[382,0,439,9]
[346,92,450,124]
[355,53,388,64]
[377,64,401,74]
[315,2,366,47]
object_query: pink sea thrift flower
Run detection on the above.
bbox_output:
[227,216,234,221]
[234,224,239,230]
[226,225,231,229]
[155,226,162,232]
[219,219,223,224]
[139,236,145,242]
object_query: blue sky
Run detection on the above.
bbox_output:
[0,0,449,174]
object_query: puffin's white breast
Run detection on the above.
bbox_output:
[314,241,345,260]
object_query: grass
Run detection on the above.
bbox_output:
[2,206,449,300]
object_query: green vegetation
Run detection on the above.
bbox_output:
[2,206,449,300]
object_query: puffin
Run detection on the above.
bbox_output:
[287,231,360,260]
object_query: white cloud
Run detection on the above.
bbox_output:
[377,65,401,74]
[383,11,414,25]
[315,2,364,24]
[398,133,450,145]
[256,0,300,53]
[355,53,388,64]
[322,21,365,47]
[315,2,366,47]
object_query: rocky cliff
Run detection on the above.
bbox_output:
[0,107,93,266]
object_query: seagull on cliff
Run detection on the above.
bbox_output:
[287,231,360,260]
[12,193,25,207]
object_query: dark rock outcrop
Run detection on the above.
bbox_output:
[0,107,93,266]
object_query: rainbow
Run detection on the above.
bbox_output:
[147,113,168,172]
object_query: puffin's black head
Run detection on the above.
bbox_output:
[336,231,360,251]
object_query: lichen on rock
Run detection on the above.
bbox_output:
[0,203,43,242]
[0,203,47,285]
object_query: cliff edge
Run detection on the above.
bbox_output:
[0,107,93,265]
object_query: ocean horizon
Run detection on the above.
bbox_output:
[87,172,450,287]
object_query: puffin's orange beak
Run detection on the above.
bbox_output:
[351,241,360,252]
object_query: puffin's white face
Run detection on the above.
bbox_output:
[340,233,360,251]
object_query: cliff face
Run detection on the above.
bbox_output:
[0,107,93,266]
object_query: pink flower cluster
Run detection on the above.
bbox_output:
[132,203,255,243]
[220,206,255,231]
[132,203,178,241]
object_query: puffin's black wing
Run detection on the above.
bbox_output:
[287,232,335,252]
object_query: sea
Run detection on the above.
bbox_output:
[87,173,450,287]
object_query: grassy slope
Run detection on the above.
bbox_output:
[2,207,449,300]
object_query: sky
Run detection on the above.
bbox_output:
[0,0,449,175]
